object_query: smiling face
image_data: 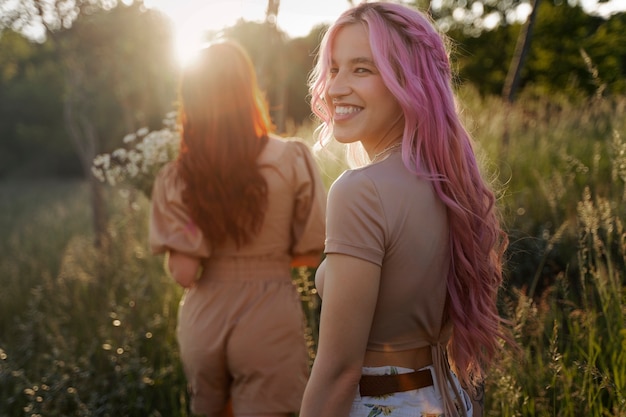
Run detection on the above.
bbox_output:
[325,23,404,156]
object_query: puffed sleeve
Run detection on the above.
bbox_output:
[149,162,211,258]
[324,169,385,266]
[289,140,327,256]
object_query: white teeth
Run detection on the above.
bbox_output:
[335,106,361,115]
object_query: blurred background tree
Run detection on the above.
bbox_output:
[0,0,624,240]
[2,0,624,178]
[0,0,177,247]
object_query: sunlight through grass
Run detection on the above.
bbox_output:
[1,89,625,416]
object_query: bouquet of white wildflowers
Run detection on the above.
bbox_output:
[92,112,180,198]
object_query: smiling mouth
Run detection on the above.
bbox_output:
[334,105,362,116]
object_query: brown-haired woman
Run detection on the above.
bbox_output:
[149,40,326,417]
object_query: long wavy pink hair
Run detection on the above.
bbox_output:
[309,2,511,391]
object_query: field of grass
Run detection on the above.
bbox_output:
[1,88,625,416]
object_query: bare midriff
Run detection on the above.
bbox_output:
[363,345,433,370]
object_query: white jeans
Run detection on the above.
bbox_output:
[350,366,473,417]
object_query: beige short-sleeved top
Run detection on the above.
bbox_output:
[316,149,451,351]
[149,136,326,263]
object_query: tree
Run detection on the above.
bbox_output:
[502,0,540,102]
[586,11,626,94]
[436,0,625,99]
[0,0,178,248]
[424,0,532,34]
[62,3,177,248]
[448,21,517,96]
[284,24,330,127]
[0,31,71,178]
[521,1,608,98]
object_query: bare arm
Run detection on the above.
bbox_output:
[166,250,202,288]
[299,253,381,417]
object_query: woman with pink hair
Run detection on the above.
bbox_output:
[300,2,513,416]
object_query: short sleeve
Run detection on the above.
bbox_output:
[324,170,385,266]
[289,140,327,256]
[149,162,211,258]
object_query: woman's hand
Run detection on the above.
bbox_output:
[166,251,202,288]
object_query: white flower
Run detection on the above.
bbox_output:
[112,148,127,160]
[141,142,158,164]
[91,166,105,182]
[127,163,139,178]
[105,168,118,186]
[93,154,106,167]
[99,154,111,170]
[91,112,180,195]
[128,150,142,164]
[157,150,170,163]
[163,112,178,128]
[123,133,137,144]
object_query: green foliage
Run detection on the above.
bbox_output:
[56,2,179,153]
[528,1,606,98]
[0,183,189,416]
[218,20,327,132]
[451,2,626,99]
[449,23,518,96]
[485,190,626,416]
[0,178,321,416]
[0,2,179,180]
[3,1,626,181]
[455,87,626,416]
[457,84,626,294]
[0,31,71,178]
[585,12,626,94]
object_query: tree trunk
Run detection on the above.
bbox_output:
[273,46,287,134]
[63,62,109,249]
[501,0,541,156]
[502,0,541,103]
[263,0,287,133]
[31,0,109,250]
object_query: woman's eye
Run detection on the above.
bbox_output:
[355,67,371,74]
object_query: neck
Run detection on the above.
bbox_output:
[370,141,402,163]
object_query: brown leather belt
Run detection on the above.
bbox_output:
[359,369,433,397]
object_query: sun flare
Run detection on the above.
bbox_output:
[145,0,269,65]
[144,0,351,66]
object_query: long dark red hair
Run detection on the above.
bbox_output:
[177,40,273,247]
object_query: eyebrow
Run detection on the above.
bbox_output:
[353,57,375,65]
[330,56,376,66]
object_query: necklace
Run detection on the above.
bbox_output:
[371,142,402,162]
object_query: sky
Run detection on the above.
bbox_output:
[144,0,626,64]
[144,0,352,38]
[144,0,353,63]
[580,0,626,17]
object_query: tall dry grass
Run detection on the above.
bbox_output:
[1,87,625,416]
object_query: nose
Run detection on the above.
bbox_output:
[326,70,351,100]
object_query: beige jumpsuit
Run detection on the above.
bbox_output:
[149,137,327,416]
